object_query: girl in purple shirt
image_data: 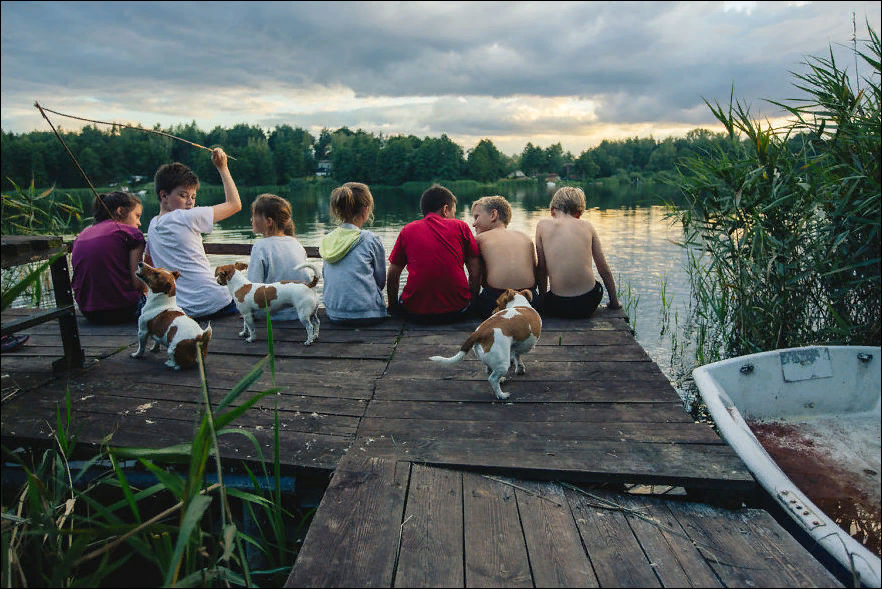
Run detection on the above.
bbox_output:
[71,191,147,324]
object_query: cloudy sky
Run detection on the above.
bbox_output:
[1,1,879,156]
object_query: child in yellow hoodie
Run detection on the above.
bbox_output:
[319,182,388,326]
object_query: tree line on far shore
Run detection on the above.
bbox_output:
[2,121,759,191]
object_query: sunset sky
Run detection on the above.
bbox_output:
[2,1,879,156]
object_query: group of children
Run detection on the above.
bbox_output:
[70,147,620,332]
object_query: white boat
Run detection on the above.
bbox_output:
[693,346,881,587]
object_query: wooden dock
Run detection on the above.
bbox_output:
[0,306,843,587]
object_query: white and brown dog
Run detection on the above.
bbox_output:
[430,288,541,400]
[214,261,321,345]
[131,263,212,370]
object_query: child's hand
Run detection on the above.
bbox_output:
[211,148,228,170]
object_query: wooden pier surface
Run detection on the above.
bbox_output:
[0,306,843,587]
[286,454,840,588]
[1,306,750,491]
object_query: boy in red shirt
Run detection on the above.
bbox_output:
[387,184,480,324]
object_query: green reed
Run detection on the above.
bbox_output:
[1,318,313,587]
[617,275,640,336]
[1,179,85,309]
[666,22,880,363]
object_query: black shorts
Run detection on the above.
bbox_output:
[391,298,472,325]
[542,282,603,319]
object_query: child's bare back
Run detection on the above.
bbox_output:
[477,228,536,290]
[535,214,598,296]
[535,187,620,316]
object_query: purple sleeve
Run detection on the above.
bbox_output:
[123,224,146,249]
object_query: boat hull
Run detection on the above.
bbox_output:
[694,345,881,587]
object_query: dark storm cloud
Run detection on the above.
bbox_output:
[2,1,880,150]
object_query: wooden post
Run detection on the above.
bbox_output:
[49,252,85,371]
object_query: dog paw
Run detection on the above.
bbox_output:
[246,337,256,343]
[495,391,511,400]
[238,330,248,337]
[130,352,141,359]
[164,361,181,370]
[516,366,526,375]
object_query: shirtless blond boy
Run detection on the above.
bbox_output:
[471,195,538,319]
[535,187,621,318]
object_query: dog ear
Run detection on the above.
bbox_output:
[235,261,249,271]
[518,289,533,302]
[494,289,516,310]
[172,271,181,280]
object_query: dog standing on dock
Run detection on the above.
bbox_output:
[430,288,541,399]
[214,261,321,345]
[131,262,212,370]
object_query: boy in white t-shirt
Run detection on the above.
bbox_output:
[145,148,242,320]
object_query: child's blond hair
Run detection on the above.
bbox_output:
[472,195,512,226]
[330,182,375,224]
[550,186,586,216]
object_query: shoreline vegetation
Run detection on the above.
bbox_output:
[2,23,879,587]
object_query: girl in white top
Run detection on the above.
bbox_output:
[248,193,309,321]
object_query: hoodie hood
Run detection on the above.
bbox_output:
[319,227,362,263]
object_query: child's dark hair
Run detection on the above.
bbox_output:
[420,184,457,216]
[93,191,141,222]
[330,182,375,224]
[154,162,200,199]
[252,194,295,236]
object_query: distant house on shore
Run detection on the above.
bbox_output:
[316,160,333,177]
[507,170,526,179]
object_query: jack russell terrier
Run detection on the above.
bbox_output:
[131,263,212,370]
[430,288,541,400]
[214,261,321,345]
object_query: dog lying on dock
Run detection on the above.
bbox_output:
[430,288,541,399]
[131,262,212,370]
[214,261,321,345]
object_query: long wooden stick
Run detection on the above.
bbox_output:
[34,101,102,204]
[34,102,236,160]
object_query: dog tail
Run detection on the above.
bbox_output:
[294,262,322,288]
[197,323,213,356]
[429,350,467,365]
[429,331,481,365]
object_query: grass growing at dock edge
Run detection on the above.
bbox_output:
[1,320,313,587]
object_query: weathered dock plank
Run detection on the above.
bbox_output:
[363,400,696,424]
[285,456,842,588]
[374,377,679,402]
[513,481,599,587]
[463,471,533,587]
[395,464,465,587]
[284,454,409,588]
[568,484,664,587]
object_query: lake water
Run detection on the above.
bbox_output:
[175,182,698,399]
